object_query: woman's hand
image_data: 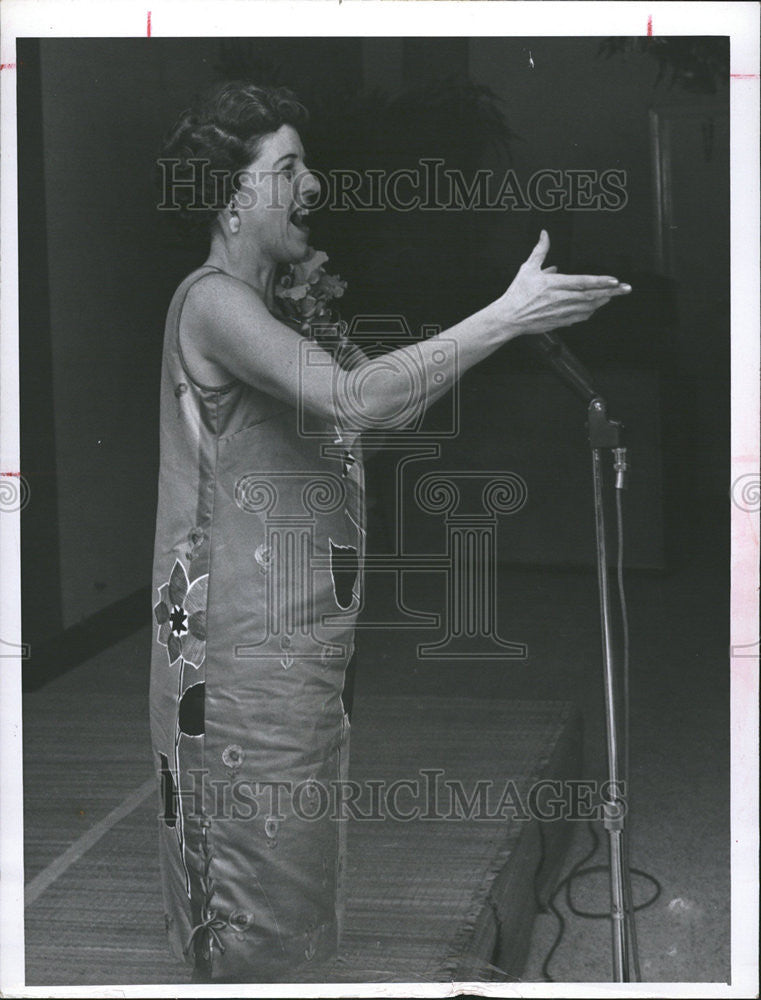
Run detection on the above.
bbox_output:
[493,230,631,338]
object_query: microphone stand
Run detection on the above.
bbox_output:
[528,334,638,980]
[587,396,635,982]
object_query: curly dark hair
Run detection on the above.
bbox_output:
[157,80,309,230]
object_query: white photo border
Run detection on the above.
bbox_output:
[1,2,758,997]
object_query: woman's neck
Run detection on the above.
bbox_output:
[205,230,277,309]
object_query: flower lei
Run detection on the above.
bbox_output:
[274,249,362,369]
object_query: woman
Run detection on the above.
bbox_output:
[150,80,630,983]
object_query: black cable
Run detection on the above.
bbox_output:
[538,822,662,982]
[536,820,602,982]
[565,858,662,918]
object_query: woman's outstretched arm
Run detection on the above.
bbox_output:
[186,231,631,429]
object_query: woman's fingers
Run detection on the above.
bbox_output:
[560,288,620,304]
[549,273,631,292]
[523,232,631,292]
[525,229,551,268]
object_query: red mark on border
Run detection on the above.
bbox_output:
[1,472,21,477]
[0,63,19,71]
[730,73,759,79]
[647,15,653,36]
[147,10,152,37]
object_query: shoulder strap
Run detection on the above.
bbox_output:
[173,266,238,393]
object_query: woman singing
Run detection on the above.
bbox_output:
[150,80,630,983]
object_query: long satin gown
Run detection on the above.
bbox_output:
[149,265,364,980]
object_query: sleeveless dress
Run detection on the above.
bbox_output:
[149,265,365,981]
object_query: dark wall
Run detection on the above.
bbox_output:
[20,40,217,640]
[468,37,729,502]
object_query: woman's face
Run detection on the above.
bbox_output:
[233,124,320,265]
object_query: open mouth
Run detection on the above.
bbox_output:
[289,206,310,233]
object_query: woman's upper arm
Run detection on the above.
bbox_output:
[187,274,340,421]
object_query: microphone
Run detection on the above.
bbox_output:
[528,332,629,485]
[528,332,601,404]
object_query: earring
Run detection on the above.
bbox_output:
[228,199,240,235]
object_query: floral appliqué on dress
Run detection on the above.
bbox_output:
[154,559,208,668]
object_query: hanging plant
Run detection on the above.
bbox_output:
[598,37,729,95]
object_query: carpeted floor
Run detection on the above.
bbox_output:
[21,507,730,986]
[24,689,581,986]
